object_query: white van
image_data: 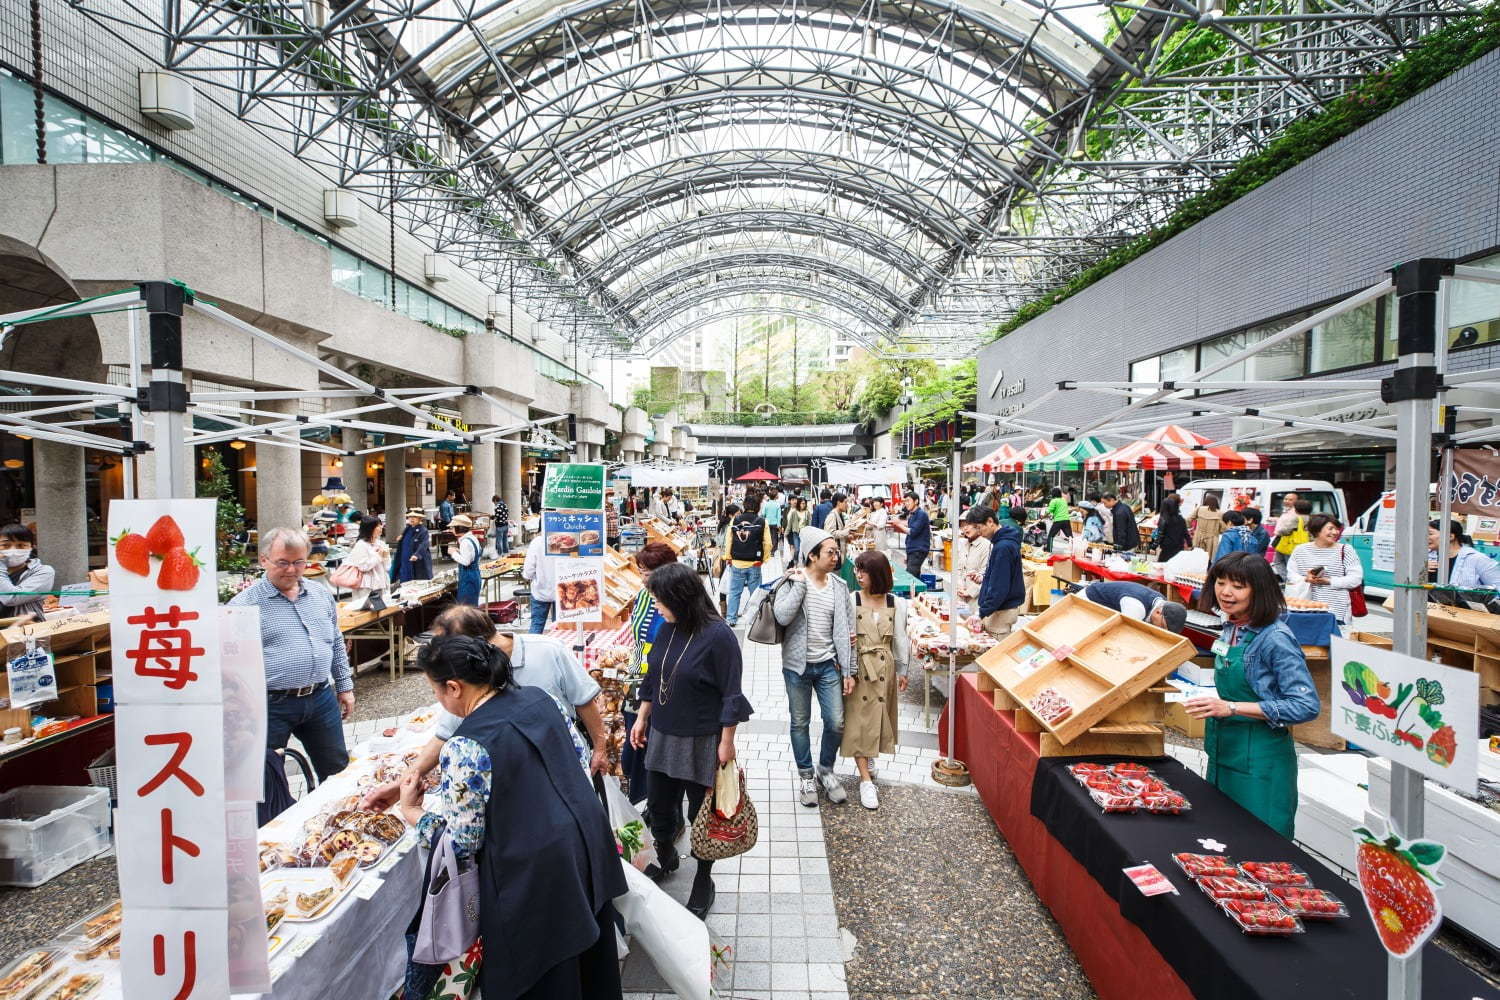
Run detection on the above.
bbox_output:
[1175,479,1348,525]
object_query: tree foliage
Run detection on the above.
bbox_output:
[892,359,977,433]
[988,6,1500,342]
[197,449,250,571]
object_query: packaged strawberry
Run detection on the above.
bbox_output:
[1173,853,1238,878]
[1240,862,1313,887]
[1267,886,1349,919]
[1109,762,1151,780]
[1220,898,1304,935]
[1067,763,1108,785]
[1087,786,1139,813]
[1196,876,1270,901]
[1140,790,1191,815]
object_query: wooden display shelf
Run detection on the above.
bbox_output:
[0,615,110,739]
[601,545,645,625]
[1355,607,1500,707]
[975,595,1192,754]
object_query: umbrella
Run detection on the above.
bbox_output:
[1027,437,1110,472]
[993,439,1056,474]
[735,467,779,482]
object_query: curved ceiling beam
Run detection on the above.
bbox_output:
[583,208,938,288]
[642,304,878,356]
[616,251,909,318]
[631,282,902,353]
[545,149,979,250]
[426,0,1100,104]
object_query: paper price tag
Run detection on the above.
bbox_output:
[354,879,383,900]
[289,936,317,958]
[1124,863,1178,897]
[1051,644,1076,662]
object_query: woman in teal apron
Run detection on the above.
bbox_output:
[1186,551,1320,838]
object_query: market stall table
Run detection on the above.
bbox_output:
[942,674,1498,1000]
[337,603,405,680]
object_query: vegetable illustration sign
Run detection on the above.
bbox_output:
[1352,821,1446,959]
[1330,637,1478,793]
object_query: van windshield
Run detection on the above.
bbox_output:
[1271,492,1339,517]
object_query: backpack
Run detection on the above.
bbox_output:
[729,515,766,562]
[1274,516,1309,556]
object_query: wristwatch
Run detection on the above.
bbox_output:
[1227,702,1238,717]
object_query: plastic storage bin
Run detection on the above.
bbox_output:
[0,785,111,887]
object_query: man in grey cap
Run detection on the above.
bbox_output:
[1079,580,1188,633]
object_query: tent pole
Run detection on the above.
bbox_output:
[1385,258,1449,1000]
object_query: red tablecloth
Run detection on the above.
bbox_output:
[1050,556,1199,603]
[940,675,1194,1000]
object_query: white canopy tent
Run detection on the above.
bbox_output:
[819,460,910,486]
[617,462,712,488]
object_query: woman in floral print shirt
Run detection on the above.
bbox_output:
[398,636,625,1000]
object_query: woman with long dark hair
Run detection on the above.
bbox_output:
[341,514,390,610]
[1155,495,1189,562]
[627,562,753,918]
[1186,552,1318,837]
[399,635,625,1000]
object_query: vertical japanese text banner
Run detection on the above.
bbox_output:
[107,499,230,1000]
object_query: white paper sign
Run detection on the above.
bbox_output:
[219,607,267,803]
[1330,636,1479,793]
[1372,494,1397,573]
[120,906,231,1000]
[225,801,271,993]
[554,557,604,624]
[108,499,229,1000]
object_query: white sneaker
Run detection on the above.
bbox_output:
[818,768,847,804]
[798,774,818,808]
[859,780,879,810]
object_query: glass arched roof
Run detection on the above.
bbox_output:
[71,0,1472,356]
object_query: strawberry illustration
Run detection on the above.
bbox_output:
[112,530,151,576]
[157,547,201,591]
[145,515,185,557]
[1353,826,1444,958]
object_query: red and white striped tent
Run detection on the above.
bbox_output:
[991,438,1057,473]
[1087,425,1269,471]
[964,442,1020,474]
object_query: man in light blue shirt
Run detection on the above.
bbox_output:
[762,488,784,555]
[230,527,353,780]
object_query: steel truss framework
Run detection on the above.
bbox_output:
[70,0,1472,359]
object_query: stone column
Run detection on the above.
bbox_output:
[459,396,497,511]
[384,445,407,543]
[500,441,523,524]
[341,428,368,513]
[32,440,88,586]
[254,399,303,535]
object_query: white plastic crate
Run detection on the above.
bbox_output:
[0,785,111,888]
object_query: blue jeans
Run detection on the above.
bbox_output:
[266,683,348,782]
[724,564,762,624]
[784,660,844,772]
[495,525,509,556]
[529,597,554,633]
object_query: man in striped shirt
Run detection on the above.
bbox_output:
[230,527,354,780]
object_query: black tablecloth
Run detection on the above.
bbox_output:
[1029,755,1500,1000]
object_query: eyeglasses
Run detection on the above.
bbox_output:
[270,559,310,570]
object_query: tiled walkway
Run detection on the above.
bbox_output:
[330,567,979,1000]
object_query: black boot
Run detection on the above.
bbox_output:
[645,842,679,883]
[686,859,715,919]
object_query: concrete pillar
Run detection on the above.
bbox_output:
[255,399,303,535]
[500,442,523,525]
[384,445,407,543]
[32,440,88,586]
[341,428,368,513]
[470,442,496,513]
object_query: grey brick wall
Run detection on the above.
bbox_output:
[978,47,1500,439]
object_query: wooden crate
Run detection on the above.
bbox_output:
[601,546,645,622]
[0,615,109,738]
[975,596,1193,748]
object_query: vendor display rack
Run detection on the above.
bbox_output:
[975,595,1194,756]
[0,614,111,741]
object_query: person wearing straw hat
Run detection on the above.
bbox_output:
[447,513,484,606]
[392,508,433,583]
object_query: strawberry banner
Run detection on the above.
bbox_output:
[1352,822,1446,960]
[1329,636,1479,795]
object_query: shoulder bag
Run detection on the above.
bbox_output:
[745,576,789,645]
[1340,545,1368,618]
[412,822,481,965]
[690,763,758,861]
[328,560,363,589]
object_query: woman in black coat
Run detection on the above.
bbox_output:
[1156,495,1189,563]
[400,635,625,1000]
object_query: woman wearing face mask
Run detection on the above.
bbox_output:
[1185,552,1319,837]
[0,525,54,619]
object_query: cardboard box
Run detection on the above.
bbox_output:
[1164,701,1205,739]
